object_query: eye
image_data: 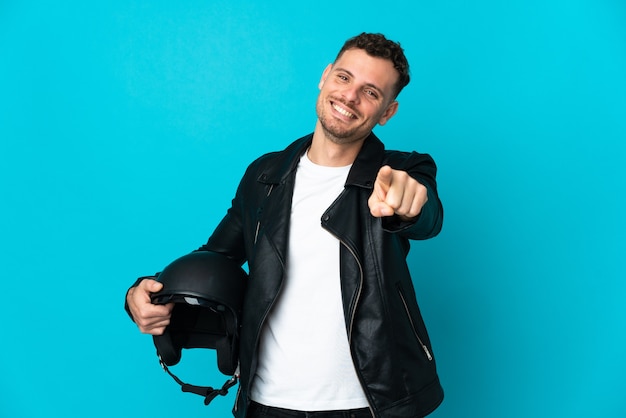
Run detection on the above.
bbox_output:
[364,89,379,99]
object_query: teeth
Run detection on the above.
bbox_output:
[332,103,354,118]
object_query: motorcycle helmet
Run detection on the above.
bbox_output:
[150,250,247,405]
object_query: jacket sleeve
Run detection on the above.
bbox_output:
[381,151,444,240]
[195,158,263,266]
[123,158,261,319]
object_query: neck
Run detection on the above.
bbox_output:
[308,121,366,167]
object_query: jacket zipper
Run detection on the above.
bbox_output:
[397,288,433,361]
[234,384,241,412]
[241,182,278,414]
[338,239,375,418]
[253,221,261,244]
[321,187,375,416]
[340,239,364,346]
[254,184,275,245]
[242,271,286,414]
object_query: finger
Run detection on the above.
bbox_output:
[131,279,163,308]
[375,165,393,192]
[408,186,428,217]
[369,166,395,217]
[371,170,428,219]
[144,301,174,320]
[139,320,170,335]
[143,301,174,316]
[137,315,170,330]
[383,179,407,212]
[135,303,174,334]
[397,182,428,219]
[368,199,395,217]
[381,169,410,212]
[139,278,164,294]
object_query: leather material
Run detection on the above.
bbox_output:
[200,132,444,417]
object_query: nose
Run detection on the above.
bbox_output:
[341,85,360,104]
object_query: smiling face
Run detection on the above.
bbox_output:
[315,48,400,146]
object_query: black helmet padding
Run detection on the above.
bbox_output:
[151,251,247,376]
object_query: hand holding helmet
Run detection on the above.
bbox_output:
[125,251,248,406]
[126,277,174,335]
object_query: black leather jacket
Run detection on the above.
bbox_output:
[199,132,444,417]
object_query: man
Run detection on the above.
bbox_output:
[127,33,444,417]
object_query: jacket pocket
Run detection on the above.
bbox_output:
[397,284,433,361]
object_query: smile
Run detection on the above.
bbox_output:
[332,102,357,119]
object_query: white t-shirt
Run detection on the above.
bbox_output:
[249,151,369,411]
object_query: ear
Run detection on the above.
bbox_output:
[378,100,399,126]
[318,64,333,89]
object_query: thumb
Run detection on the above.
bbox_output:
[148,279,164,292]
[141,278,164,293]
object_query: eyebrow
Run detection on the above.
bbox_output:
[333,67,386,99]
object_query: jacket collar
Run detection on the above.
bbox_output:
[257,132,385,190]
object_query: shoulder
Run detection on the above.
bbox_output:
[383,149,437,168]
[241,134,313,183]
[381,149,439,191]
[363,133,437,171]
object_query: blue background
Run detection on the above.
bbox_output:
[1,1,625,417]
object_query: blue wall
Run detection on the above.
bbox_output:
[1,1,624,417]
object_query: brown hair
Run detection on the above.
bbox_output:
[335,32,410,98]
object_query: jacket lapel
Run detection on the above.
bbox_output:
[255,135,312,268]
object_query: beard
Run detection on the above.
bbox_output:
[316,95,374,145]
